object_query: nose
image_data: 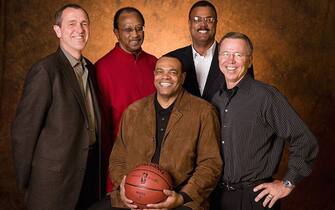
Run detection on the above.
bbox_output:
[199,21,208,27]
[129,29,140,37]
[227,54,236,63]
[76,24,84,33]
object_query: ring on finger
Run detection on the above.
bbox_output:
[267,194,273,199]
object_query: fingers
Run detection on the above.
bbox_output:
[262,193,274,208]
[120,176,137,209]
[253,183,266,192]
[268,196,279,208]
[163,189,173,196]
[254,188,269,202]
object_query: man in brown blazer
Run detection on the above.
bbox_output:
[11,4,102,210]
[108,56,222,210]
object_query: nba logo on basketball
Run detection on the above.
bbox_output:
[140,172,148,184]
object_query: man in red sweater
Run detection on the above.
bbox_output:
[95,7,157,200]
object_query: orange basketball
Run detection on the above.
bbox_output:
[125,163,173,209]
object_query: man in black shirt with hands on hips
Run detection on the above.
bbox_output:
[210,32,318,210]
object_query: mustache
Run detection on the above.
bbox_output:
[197,27,209,32]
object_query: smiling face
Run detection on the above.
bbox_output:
[154,57,185,104]
[114,11,144,54]
[218,38,253,89]
[189,6,217,46]
[53,7,89,59]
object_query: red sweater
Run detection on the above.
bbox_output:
[95,43,157,193]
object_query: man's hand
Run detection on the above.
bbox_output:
[144,189,184,210]
[253,179,293,208]
[120,176,138,209]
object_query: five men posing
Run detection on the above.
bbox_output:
[11,1,318,210]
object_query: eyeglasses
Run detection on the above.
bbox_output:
[219,51,250,60]
[190,16,216,24]
[120,25,145,33]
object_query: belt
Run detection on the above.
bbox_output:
[219,178,272,191]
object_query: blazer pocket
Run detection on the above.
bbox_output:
[32,156,62,172]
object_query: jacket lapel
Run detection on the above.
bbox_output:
[164,90,186,138]
[144,95,157,139]
[56,48,88,120]
[86,60,101,133]
[183,46,201,97]
[203,42,225,101]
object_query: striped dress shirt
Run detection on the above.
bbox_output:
[212,73,318,185]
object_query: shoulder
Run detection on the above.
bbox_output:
[124,94,153,114]
[95,49,115,67]
[182,91,217,113]
[141,50,157,61]
[28,51,61,76]
[250,79,287,103]
[165,45,191,56]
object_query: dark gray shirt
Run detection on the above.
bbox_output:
[212,73,318,185]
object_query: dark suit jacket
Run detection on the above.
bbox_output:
[166,43,254,102]
[11,48,102,210]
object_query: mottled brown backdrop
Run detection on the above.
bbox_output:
[1,0,334,209]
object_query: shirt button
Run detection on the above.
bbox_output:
[221,141,225,144]
[223,125,227,128]
[160,128,164,131]
[162,117,165,121]
[224,109,228,112]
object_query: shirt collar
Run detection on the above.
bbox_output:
[115,42,143,60]
[192,42,216,59]
[154,94,175,114]
[60,47,86,67]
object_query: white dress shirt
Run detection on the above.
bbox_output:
[192,42,216,96]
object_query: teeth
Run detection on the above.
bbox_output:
[160,82,172,87]
[198,30,208,33]
[227,67,237,71]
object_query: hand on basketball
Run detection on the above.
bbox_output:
[253,179,293,208]
[144,189,184,210]
[120,176,138,209]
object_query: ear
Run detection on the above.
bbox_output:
[113,29,120,40]
[248,55,253,68]
[53,25,61,38]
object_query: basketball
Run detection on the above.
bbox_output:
[125,163,173,209]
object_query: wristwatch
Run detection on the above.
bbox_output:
[283,180,295,189]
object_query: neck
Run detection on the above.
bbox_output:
[192,40,215,56]
[156,95,178,109]
[118,43,141,56]
[60,44,81,60]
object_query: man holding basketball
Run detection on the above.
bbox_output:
[108,55,222,210]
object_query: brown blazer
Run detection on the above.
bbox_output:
[109,89,222,210]
[11,48,102,210]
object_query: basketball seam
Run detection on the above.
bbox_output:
[130,168,172,188]
[125,182,165,192]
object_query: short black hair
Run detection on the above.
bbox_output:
[158,55,186,73]
[113,7,145,30]
[54,3,89,26]
[188,0,217,19]
[219,32,254,55]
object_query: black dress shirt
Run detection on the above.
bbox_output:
[212,73,318,185]
[152,96,193,205]
[152,96,175,164]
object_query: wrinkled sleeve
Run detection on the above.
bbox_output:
[265,89,318,185]
[108,109,130,207]
[11,64,51,190]
[181,106,223,208]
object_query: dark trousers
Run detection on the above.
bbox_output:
[210,184,281,210]
[76,143,99,210]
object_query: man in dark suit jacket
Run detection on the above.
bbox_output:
[167,1,253,102]
[11,4,102,210]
